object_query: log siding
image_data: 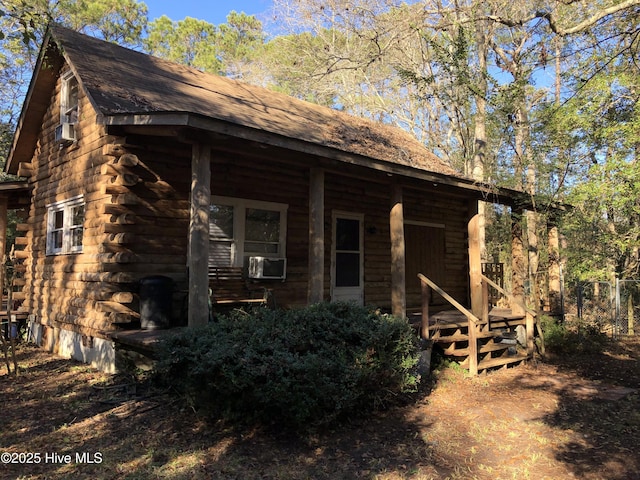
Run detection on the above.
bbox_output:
[13,60,472,345]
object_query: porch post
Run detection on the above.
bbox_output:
[468,200,483,317]
[547,216,562,316]
[510,208,526,317]
[308,168,325,304]
[188,142,211,327]
[0,196,7,298]
[512,208,535,354]
[390,181,406,318]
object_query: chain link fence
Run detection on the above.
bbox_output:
[615,280,640,337]
[575,280,639,338]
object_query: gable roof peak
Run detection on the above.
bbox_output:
[50,25,460,177]
[8,24,461,180]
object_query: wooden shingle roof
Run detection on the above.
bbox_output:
[49,25,459,177]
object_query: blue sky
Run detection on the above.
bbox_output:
[144,0,273,25]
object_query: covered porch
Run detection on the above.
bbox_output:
[411,203,563,375]
[0,182,31,342]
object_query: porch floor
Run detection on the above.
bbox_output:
[111,308,530,374]
[110,328,185,353]
[409,307,526,329]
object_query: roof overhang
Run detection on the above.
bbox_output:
[5,30,63,175]
[0,181,31,209]
[6,25,568,214]
[102,111,557,210]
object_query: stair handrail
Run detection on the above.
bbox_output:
[418,274,481,325]
[480,274,537,318]
[481,274,543,356]
[418,273,480,375]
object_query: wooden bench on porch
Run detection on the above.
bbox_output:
[208,267,270,309]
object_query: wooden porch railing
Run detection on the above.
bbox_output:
[418,273,540,376]
[417,273,483,375]
[480,274,543,356]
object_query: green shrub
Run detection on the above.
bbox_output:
[541,315,609,355]
[154,302,420,430]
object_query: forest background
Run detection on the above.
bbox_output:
[1,0,639,311]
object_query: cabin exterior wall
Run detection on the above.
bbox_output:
[206,160,471,311]
[19,66,116,338]
[13,64,471,372]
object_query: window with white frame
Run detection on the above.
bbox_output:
[209,196,287,268]
[57,70,79,144]
[61,71,79,124]
[46,196,85,255]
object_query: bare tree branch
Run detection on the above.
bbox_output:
[487,0,640,36]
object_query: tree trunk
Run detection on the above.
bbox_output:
[473,13,489,261]
[628,293,635,336]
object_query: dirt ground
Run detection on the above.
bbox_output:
[1,336,639,480]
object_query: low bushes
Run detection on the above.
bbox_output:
[541,315,609,355]
[153,302,420,430]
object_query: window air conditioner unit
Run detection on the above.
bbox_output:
[55,122,76,143]
[249,256,286,280]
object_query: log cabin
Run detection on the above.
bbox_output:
[2,25,560,374]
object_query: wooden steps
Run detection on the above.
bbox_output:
[443,340,522,358]
[486,307,527,329]
[460,352,529,371]
[476,353,528,371]
[425,309,530,374]
[431,329,495,340]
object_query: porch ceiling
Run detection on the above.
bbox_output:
[0,182,31,209]
[109,119,551,211]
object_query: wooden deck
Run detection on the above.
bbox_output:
[0,310,29,321]
[111,305,531,374]
[110,328,185,353]
[110,328,187,371]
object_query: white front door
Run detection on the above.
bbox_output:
[331,212,364,304]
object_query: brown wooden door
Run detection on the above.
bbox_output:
[405,223,446,309]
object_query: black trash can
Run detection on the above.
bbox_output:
[139,275,173,330]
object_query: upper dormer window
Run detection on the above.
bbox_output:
[61,70,79,124]
[56,71,79,144]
